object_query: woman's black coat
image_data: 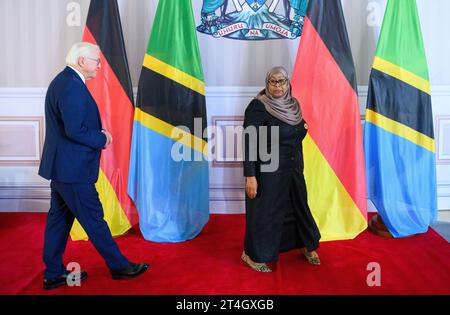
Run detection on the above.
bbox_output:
[243,99,321,263]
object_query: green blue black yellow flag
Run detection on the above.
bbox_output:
[128,0,209,242]
[364,0,437,237]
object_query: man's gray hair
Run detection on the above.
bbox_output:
[65,42,100,67]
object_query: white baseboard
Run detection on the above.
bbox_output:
[1,185,447,213]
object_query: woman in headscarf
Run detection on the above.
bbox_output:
[242,66,321,272]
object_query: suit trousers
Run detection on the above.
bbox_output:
[43,180,130,279]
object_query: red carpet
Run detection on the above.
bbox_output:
[0,213,449,295]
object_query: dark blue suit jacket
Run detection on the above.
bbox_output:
[39,67,107,183]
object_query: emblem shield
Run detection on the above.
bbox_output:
[245,0,266,11]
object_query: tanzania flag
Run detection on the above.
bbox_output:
[128,0,209,242]
[70,0,137,240]
[364,0,437,237]
[291,0,367,241]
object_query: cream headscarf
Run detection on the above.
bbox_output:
[255,66,302,126]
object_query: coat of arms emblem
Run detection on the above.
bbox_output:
[197,0,308,40]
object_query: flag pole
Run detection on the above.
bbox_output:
[368,215,393,238]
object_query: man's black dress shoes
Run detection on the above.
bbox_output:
[43,271,88,290]
[110,262,149,280]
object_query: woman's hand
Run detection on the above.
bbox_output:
[245,176,258,199]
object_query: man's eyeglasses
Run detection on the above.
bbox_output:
[268,78,288,87]
[86,57,101,66]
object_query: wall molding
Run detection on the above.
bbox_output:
[2,85,450,98]
[1,86,450,212]
[0,116,44,165]
[357,85,450,97]
[0,88,48,99]
[0,184,50,198]
[436,115,450,164]
[438,181,450,197]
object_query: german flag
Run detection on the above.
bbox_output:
[291,0,367,241]
[128,0,209,242]
[70,0,137,240]
[364,0,437,237]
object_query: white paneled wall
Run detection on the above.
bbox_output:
[0,86,449,212]
[0,0,449,212]
[1,0,449,87]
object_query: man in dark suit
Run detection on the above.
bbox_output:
[39,42,148,290]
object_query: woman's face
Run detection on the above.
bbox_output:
[267,73,289,98]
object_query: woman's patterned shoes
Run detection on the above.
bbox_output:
[240,249,320,271]
[301,248,321,266]
[241,251,272,272]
